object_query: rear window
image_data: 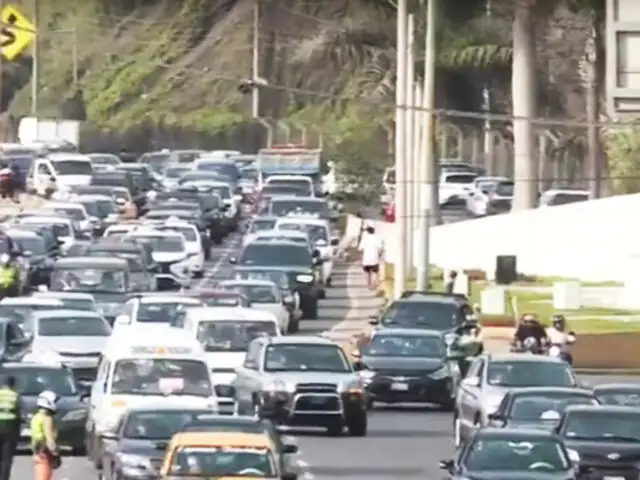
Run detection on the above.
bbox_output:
[543,192,589,206]
[444,174,477,184]
[495,181,514,196]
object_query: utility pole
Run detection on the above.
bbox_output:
[585,23,601,197]
[30,0,38,115]
[251,0,260,118]
[393,0,408,299]
[404,14,415,272]
[416,0,436,291]
[483,0,494,174]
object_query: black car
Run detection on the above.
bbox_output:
[356,328,461,410]
[50,257,133,323]
[183,414,298,471]
[440,427,580,479]
[117,163,162,192]
[65,239,157,292]
[75,194,120,236]
[230,240,323,319]
[157,188,228,239]
[9,229,56,287]
[0,317,32,362]
[557,405,640,478]
[4,362,90,453]
[487,387,598,431]
[99,406,213,480]
[593,383,640,406]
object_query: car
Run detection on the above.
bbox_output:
[114,294,203,330]
[244,216,279,246]
[354,328,461,410]
[0,316,33,362]
[439,171,478,206]
[231,266,300,315]
[230,240,323,319]
[592,383,640,405]
[439,428,580,479]
[557,405,640,478]
[486,387,598,431]
[232,335,368,436]
[98,404,215,480]
[183,288,252,308]
[7,228,55,288]
[218,279,294,334]
[538,188,590,207]
[155,219,208,270]
[49,256,134,323]
[4,360,90,454]
[33,291,100,314]
[268,197,335,222]
[14,214,85,250]
[0,296,66,326]
[454,353,580,447]
[73,194,120,236]
[158,432,296,480]
[27,309,112,381]
[465,177,513,216]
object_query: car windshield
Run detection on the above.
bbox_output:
[381,301,458,331]
[111,359,211,397]
[37,316,110,336]
[595,390,640,406]
[51,160,92,175]
[240,168,259,180]
[197,321,277,352]
[233,270,289,289]
[50,267,127,293]
[444,174,477,184]
[262,185,306,197]
[51,207,85,221]
[6,367,77,396]
[239,244,311,267]
[123,410,210,440]
[270,200,329,216]
[278,223,328,242]
[268,179,311,193]
[165,166,191,178]
[81,200,116,218]
[170,447,276,477]
[158,226,197,242]
[56,298,96,311]
[137,302,194,324]
[365,335,444,358]
[509,393,597,420]
[563,411,640,441]
[15,236,45,255]
[135,235,185,253]
[196,162,239,179]
[90,154,120,165]
[487,361,576,387]
[224,284,278,303]
[249,219,277,233]
[495,181,514,196]
[464,437,569,472]
[264,344,351,373]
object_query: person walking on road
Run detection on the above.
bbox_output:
[31,390,60,480]
[0,375,21,480]
[445,270,458,294]
[358,225,384,290]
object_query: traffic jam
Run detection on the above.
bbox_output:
[0,143,638,480]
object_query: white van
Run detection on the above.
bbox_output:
[30,153,93,195]
[85,326,218,466]
[264,174,314,197]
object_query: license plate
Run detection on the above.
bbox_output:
[20,428,30,437]
[309,397,326,405]
[604,477,625,480]
[391,382,409,391]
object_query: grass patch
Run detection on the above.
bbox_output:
[382,264,640,334]
[516,275,622,288]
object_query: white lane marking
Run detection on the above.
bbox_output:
[194,234,241,289]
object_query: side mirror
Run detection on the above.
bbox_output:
[315,239,327,247]
[461,377,480,388]
[487,413,504,425]
[100,431,119,441]
[228,256,237,264]
[368,316,379,326]
[353,361,365,371]
[330,238,339,246]
[282,444,298,454]
[439,459,454,472]
[311,249,320,258]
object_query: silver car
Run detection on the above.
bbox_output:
[27,309,112,382]
[454,353,579,448]
[232,336,368,436]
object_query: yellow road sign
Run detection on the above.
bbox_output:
[0,5,35,61]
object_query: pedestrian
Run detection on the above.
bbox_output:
[445,270,457,294]
[0,375,21,480]
[358,225,384,290]
[0,164,11,201]
[9,159,21,204]
[31,390,60,480]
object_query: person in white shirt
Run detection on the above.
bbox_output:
[358,226,384,290]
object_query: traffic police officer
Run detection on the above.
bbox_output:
[31,390,59,480]
[0,375,21,480]
[0,254,19,298]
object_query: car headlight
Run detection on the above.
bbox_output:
[429,366,451,380]
[61,409,87,422]
[117,453,153,469]
[262,379,294,394]
[296,274,314,283]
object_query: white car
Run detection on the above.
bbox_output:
[43,201,97,233]
[218,279,291,334]
[113,294,204,332]
[439,171,478,206]
[275,216,336,285]
[155,219,205,278]
[13,215,79,250]
[465,177,513,216]
[243,216,278,246]
[127,227,192,279]
[33,291,100,314]
[538,189,590,207]
[102,222,140,238]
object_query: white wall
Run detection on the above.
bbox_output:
[348,193,640,282]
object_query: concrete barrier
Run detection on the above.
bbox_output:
[349,193,640,282]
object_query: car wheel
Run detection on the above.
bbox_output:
[347,411,368,437]
[326,420,344,437]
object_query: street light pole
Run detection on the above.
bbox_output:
[251,0,260,118]
[30,0,38,115]
[393,0,408,299]
[405,14,415,271]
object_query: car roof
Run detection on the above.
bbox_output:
[392,292,464,305]
[219,279,276,287]
[186,307,278,321]
[125,404,212,414]
[592,383,640,391]
[54,257,128,268]
[6,230,38,238]
[474,427,559,439]
[485,353,567,364]
[564,404,640,414]
[508,386,594,396]
[257,230,307,238]
[271,196,324,202]
[134,294,202,304]
[32,309,102,319]
[34,292,95,300]
[170,432,272,449]
[269,336,335,345]
[252,216,278,221]
[245,239,308,248]
[371,328,445,338]
[0,297,63,306]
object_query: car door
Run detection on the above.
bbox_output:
[232,340,262,406]
[5,320,29,360]
[101,416,125,479]
[457,358,485,431]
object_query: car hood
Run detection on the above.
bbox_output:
[206,352,245,384]
[361,356,445,373]
[261,371,355,386]
[461,471,573,480]
[34,335,108,354]
[153,252,188,263]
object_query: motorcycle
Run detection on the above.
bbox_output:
[510,336,546,355]
[548,332,576,366]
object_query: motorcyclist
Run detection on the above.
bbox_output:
[0,254,19,298]
[511,313,549,352]
[547,314,575,364]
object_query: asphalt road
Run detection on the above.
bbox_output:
[9,230,639,480]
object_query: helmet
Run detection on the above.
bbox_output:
[552,314,566,326]
[0,254,10,265]
[36,390,58,411]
